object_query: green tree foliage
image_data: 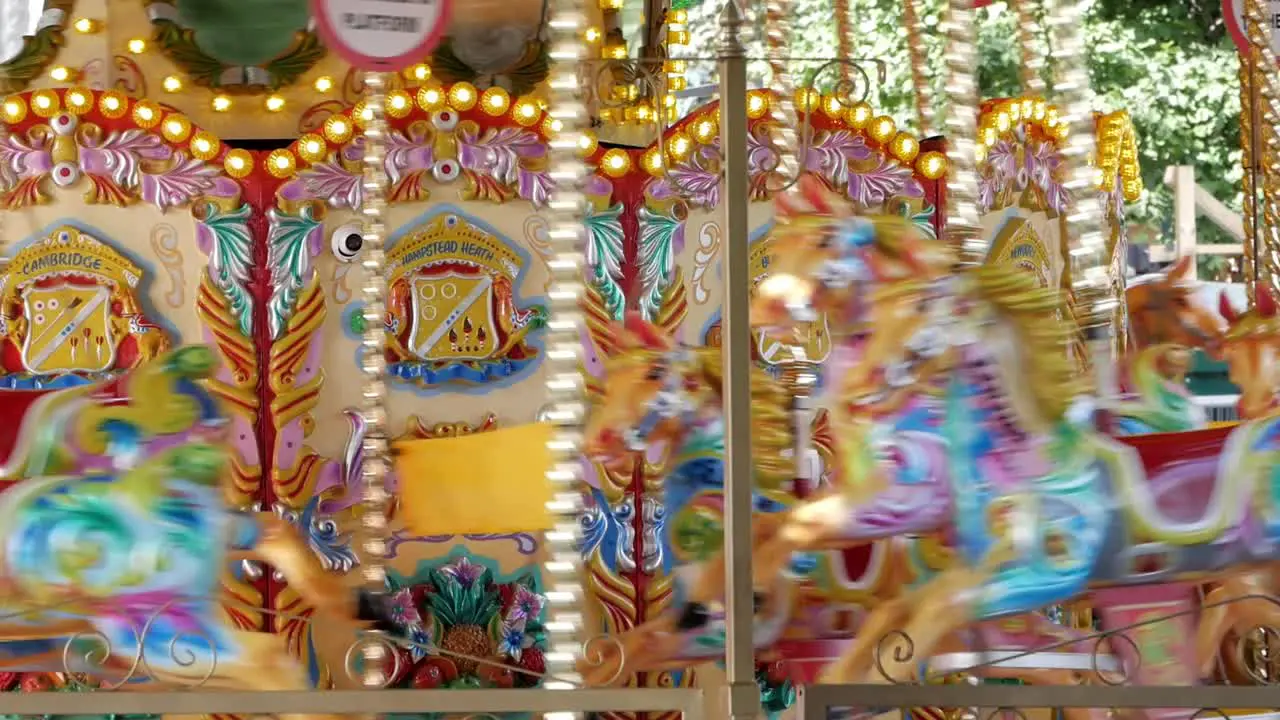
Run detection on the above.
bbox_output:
[682,0,1245,273]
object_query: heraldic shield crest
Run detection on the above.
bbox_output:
[0,226,171,385]
[385,213,546,387]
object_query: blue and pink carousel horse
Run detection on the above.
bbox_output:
[0,345,393,718]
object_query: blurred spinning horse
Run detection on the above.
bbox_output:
[0,346,390,720]
[578,313,802,684]
[578,275,1118,704]
[728,176,1280,685]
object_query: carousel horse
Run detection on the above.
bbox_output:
[0,346,393,718]
[1107,258,1225,434]
[577,313,1119,712]
[1193,287,1280,678]
[735,175,1280,688]
[577,312,804,685]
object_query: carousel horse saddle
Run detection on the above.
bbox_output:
[1112,424,1246,544]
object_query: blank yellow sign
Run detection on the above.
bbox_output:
[395,422,555,535]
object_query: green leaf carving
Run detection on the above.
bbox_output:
[199,202,255,338]
[635,204,683,320]
[266,204,323,340]
[584,200,626,320]
[0,24,65,94]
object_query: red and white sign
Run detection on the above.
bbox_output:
[1224,0,1280,66]
[312,0,452,71]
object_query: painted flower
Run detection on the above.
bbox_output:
[497,621,527,661]
[439,556,485,587]
[506,585,544,623]
[388,588,422,627]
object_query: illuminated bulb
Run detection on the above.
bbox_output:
[584,27,601,42]
[410,64,430,81]
[1,98,25,122]
[224,149,252,178]
[127,38,146,53]
[448,82,476,110]
[101,95,121,113]
[162,115,191,141]
[64,89,91,113]
[386,91,411,117]
[918,151,947,180]
[847,102,873,129]
[73,18,98,33]
[822,94,843,118]
[193,136,212,154]
[265,95,285,112]
[417,87,443,110]
[693,119,717,143]
[162,75,182,92]
[32,93,52,110]
[1009,103,1021,122]
[870,116,896,143]
[513,99,539,125]
[891,133,919,162]
[793,89,819,112]
[49,66,71,82]
[643,148,664,174]
[981,127,998,146]
[996,111,1011,132]
[601,148,630,177]
[746,92,768,119]
[577,133,598,156]
[314,76,334,93]
[670,8,688,23]
[667,133,691,159]
[133,103,156,124]
[603,44,627,60]
[212,95,232,112]
[481,87,510,113]
[324,115,353,142]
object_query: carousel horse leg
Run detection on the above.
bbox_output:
[862,566,989,684]
[1196,569,1280,678]
[817,594,912,683]
[228,512,397,630]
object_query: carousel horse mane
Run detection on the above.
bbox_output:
[603,313,795,490]
[968,263,1090,422]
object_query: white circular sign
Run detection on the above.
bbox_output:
[1224,0,1280,66]
[312,0,452,71]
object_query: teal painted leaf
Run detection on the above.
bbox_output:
[635,204,684,320]
[584,200,626,320]
[198,202,254,337]
[266,205,324,340]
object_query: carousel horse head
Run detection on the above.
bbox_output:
[579,313,798,686]
[1219,286,1280,419]
[582,312,714,471]
[582,312,794,486]
[750,174,951,338]
[1126,256,1224,352]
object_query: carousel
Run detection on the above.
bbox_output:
[0,0,1276,719]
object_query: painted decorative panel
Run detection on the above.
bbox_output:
[0,86,267,669]
[256,82,644,699]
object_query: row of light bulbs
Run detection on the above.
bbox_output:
[48,24,437,116]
